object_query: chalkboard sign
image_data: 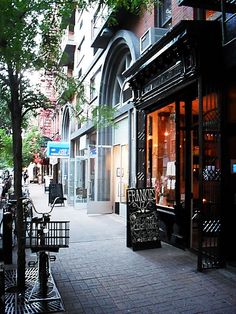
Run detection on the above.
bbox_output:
[127,188,161,251]
[49,183,64,206]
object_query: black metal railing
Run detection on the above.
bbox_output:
[178,0,236,12]
[0,262,4,313]
[177,0,236,46]
[194,209,224,271]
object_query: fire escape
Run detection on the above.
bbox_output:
[220,0,236,68]
[39,11,76,142]
[221,1,236,45]
[39,71,57,140]
[178,0,236,47]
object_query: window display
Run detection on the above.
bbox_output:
[146,104,176,207]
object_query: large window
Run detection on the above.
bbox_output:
[146,103,176,207]
[90,76,96,101]
[111,52,132,107]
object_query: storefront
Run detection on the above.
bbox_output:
[125,20,223,251]
[65,131,97,210]
[112,117,129,218]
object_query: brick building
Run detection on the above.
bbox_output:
[58,1,236,267]
[124,0,236,267]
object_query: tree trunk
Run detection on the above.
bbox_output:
[8,68,25,291]
[12,115,25,291]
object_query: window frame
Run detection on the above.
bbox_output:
[157,0,172,29]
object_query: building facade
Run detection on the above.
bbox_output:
[57,1,236,263]
[124,1,236,264]
[59,5,153,217]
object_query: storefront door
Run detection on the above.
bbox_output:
[146,99,200,248]
[179,98,200,249]
[75,156,88,209]
[179,89,221,251]
[67,158,75,205]
[113,144,128,217]
[87,145,113,214]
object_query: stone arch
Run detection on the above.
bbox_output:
[98,30,139,146]
[100,30,140,106]
[61,105,71,141]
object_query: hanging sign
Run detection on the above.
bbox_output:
[49,157,58,165]
[47,141,70,158]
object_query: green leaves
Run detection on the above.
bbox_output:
[0,128,13,168]
[55,72,116,128]
[92,104,116,128]
[0,116,45,168]
[22,127,43,166]
[0,1,39,70]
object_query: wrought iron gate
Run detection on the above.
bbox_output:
[197,86,225,271]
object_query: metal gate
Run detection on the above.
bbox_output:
[197,86,225,271]
[195,206,224,271]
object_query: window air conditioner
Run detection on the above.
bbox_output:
[140,27,168,54]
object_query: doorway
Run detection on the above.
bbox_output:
[179,89,221,252]
[179,99,200,249]
[75,156,88,209]
[113,144,128,217]
[145,99,199,248]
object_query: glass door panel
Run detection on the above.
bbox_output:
[68,158,75,205]
[120,144,128,203]
[179,99,199,249]
[61,159,68,196]
[88,145,112,214]
[113,145,121,203]
[113,144,129,203]
[146,103,176,207]
[97,146,111,201]
[89,152,95,201]
[75,157,88,206]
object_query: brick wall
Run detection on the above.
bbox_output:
[172,0,194,26]
[125,1,195,39]
[122,10,155,39]
[131,10,155,38]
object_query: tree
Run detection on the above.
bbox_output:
[0,0,155,292]
[0,127,44,169]
[56,74,117,128]
[0,129,13,168]
[0,0,64,291]
[22,127,44,167]
[0,82,43,168]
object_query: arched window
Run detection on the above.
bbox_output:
[100,31,139,109]
[62,107,70,141]
[109,49,132,108]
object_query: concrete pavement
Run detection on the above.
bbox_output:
[18,184,236,313]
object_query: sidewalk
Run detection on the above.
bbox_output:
[12,185,236,313]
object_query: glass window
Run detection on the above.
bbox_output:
[158,0,172,28]
[111,52,132,107]
[90,76,96,101]
[113,144,129,204]
[146,103,176,207]
[97,146,111,201]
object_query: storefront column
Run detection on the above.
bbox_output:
[136,110,146,188]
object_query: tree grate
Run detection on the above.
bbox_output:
[4,268,65,314]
